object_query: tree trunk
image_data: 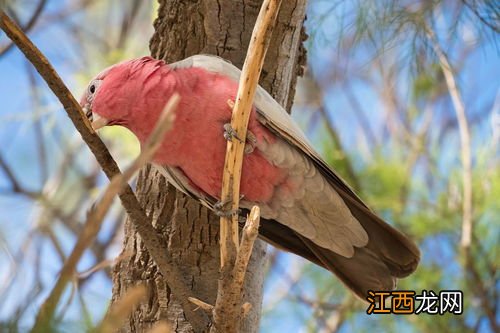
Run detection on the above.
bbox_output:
[111,1,307,332]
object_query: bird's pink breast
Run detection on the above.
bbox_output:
[152,70,287,203]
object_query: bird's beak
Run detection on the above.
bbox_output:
[91,113,109,130]
[83,104,109,130]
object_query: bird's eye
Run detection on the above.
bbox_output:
[87,79,102,97]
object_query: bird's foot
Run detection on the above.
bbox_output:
[213,195,244,217]
[223,123,243,143]
[223,123,257,154]
[214,198,241,217]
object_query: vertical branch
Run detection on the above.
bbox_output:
[214,0,282,332]
[427,28,497,333]
[218,0,282,268]
[427,29,473,250]
[232,206,261,296]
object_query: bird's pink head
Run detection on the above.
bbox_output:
[80,56,170,133]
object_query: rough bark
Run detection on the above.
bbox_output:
[111,1,307,332]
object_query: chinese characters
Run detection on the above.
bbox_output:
[366,290,462,315]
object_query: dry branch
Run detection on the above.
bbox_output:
[188,297,215,312]
[426,27,498,332]
[213,0,282,331]
[212,206,262,333]
[233,206,261,291]
[0,11,209,332]
[426,29,473,250]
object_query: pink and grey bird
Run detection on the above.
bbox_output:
[81,55,420,298]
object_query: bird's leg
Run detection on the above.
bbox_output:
[223,123,257,154]
[224,99,257,154]
[214,197,242,217]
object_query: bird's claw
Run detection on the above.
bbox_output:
[214,195,244,217]
[223,123,243,143]
[223,123,257,154]
[214,199,241,217]
[214,208,241,217]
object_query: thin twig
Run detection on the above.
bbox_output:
[427,26,498,332]
[426,28,473,250]
[461,0,499,33]
[0,153,24,193]
[323,294,355,333]
[188,297,215,312]
[212,206,261,333]
[0,0,47,57]
[232,206,261,294]
[213,1,281,331]
[26,64,49,183]
[0,11,209,332]
[116,0,142,49]
[342,81,378,146]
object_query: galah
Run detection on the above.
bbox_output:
[81,55,420,299]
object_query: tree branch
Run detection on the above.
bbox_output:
[233,206,261,293]
[213,0,282,332]
[426,28,473,250]
[427,25,497,332]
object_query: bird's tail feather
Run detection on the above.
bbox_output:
[257,212,419,300]
[341,196,420,279]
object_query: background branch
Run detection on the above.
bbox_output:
[426,28,473,250]
[0,0,47,57]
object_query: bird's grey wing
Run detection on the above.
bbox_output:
[243,133,369,258]
[152,164,216,210]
